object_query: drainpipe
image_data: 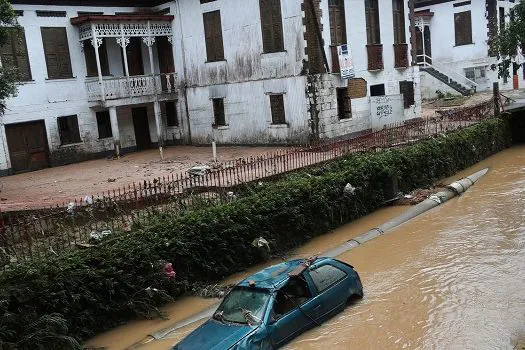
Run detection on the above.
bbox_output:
[176,0,193,145]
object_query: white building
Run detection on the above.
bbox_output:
[0,0,421,175]
[415,0,520,99]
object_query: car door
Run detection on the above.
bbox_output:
[269,278,320,347]
[306,262,350,323]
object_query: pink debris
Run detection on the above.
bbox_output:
[164,263,176,279]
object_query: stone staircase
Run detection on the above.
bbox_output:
[421,67,473,96]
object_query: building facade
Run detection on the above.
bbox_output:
[415,0,520,99]
[0,0,421,175]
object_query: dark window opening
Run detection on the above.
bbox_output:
[36,11,66,17]
[270,94,286,125]
[0,27,32,81]
[84,39,109,77]
[41,27,73,79]
[365,0,381,45]
[58,115,81,145]
[123,37,144,76]
[259,0,284,53]
[370,84,385,96]
[96,111,112,139]
[399,80,415,108]
[336,88,351,119]
[165,101,179,127]
[272,277,312,320]
[499,7,505,32]
[213,98,226,126]
[392,0,406,44]
[203,10,225,62]
[454,11,472,46]
[329,0,347,46]
[200,0,216,3]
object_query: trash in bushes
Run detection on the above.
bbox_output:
[84,196,93,205]
[164,262,176,279]
[66,202,75,214]
[252,237,270,252]
[90,230,113,242]
[145,286,160,298]
[227,191,236,199]
[343,183,356,196]
[188,165,211,177]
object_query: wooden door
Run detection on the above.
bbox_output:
[157,36,175,91]
[132,107,152,150]
[5,121,50,173]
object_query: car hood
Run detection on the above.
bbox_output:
[173,319,258,350]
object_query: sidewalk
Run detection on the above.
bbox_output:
[0,145,286,211]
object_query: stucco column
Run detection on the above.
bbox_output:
[153,101,164,160]
[109,107,121,158]
[117,24,131,96]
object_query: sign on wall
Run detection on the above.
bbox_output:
[338,44,355,80]
[370,95,405,129]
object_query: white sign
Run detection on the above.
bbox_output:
[338,44,355,80]
[370,95,405,129]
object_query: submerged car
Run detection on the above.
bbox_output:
[172,257,363,350]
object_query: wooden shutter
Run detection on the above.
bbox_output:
[329,0,346,46]
[260,0,284,53]
[399,81,414,108]
[454,11,472,46]
[392,0,406,44]
[365,0,381,45]
[41,27,72,79]
[203,11,224,62]
[270,94,285,124]
[0,28,32,81]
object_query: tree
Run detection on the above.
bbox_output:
[491,2,525,80]
[0,0,20,114]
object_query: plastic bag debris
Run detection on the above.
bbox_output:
[428,194,442,204]
[84,196,93,205]
[227,191,236,199]
[66,202,75,214]
[344,183,356,196]
[252,237,270,252]
[145,286,160,298]
[90,230,112,241]
[188,165,211,177]
[164,263,176,279]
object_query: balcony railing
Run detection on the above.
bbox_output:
[86,73,177,102]
[393,44,409,69]
[367,44,384,71]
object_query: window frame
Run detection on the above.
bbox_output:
[328,0,347,46]
[212,98,226,127]
[365,0,381,45]
[164,101,179,127]
[203,10,225,62]
[96,111,112,139]
[336,87,352,120]
[399,80,415,108]
[84,38,110,77]
[392,0,407,45]
[259,0,285,53]
[307,264,348,294]
[57,115,82,146]
[269,94,286,125]
[41,27,73,80]
[0,27,32,81]
[454,10,473,46]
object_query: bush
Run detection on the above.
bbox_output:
[0,119,512,349]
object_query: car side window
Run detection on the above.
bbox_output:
[308,264,347,293]
[272,276,312,321]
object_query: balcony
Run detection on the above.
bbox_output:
[394,44,409,69]
[367,44,384,71]
[86,73,177,102]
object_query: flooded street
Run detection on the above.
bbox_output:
[86,145,525,350]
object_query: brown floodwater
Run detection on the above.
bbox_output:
[86,145,525,350]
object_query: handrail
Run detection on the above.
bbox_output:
[417,54,478,89]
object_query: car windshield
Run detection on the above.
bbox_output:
[214,287,270,324]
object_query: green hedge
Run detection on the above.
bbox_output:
[0,119,512,349]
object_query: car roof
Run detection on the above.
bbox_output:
[237,257,330,291]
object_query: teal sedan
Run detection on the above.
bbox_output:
[172,257,363,349]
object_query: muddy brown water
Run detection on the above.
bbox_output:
[86,145,525,350]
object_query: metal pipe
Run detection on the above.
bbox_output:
[146,168,490,342]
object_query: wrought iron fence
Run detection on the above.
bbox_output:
[0,99,495,269]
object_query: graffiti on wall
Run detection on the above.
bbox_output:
[370,95,404,129]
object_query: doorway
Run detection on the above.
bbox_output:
[5,120,50,174]
[132,107,152,150]
[124,37,145,76]
[416,26,432,65]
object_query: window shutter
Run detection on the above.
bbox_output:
[399,81,414,108]
[260,0,283,53]
[1,28,32,81]
[270,94,285,124]
[41,27,72,79]
[260,0,274,52]
[203,11,223,61]
[271,0,284,52]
